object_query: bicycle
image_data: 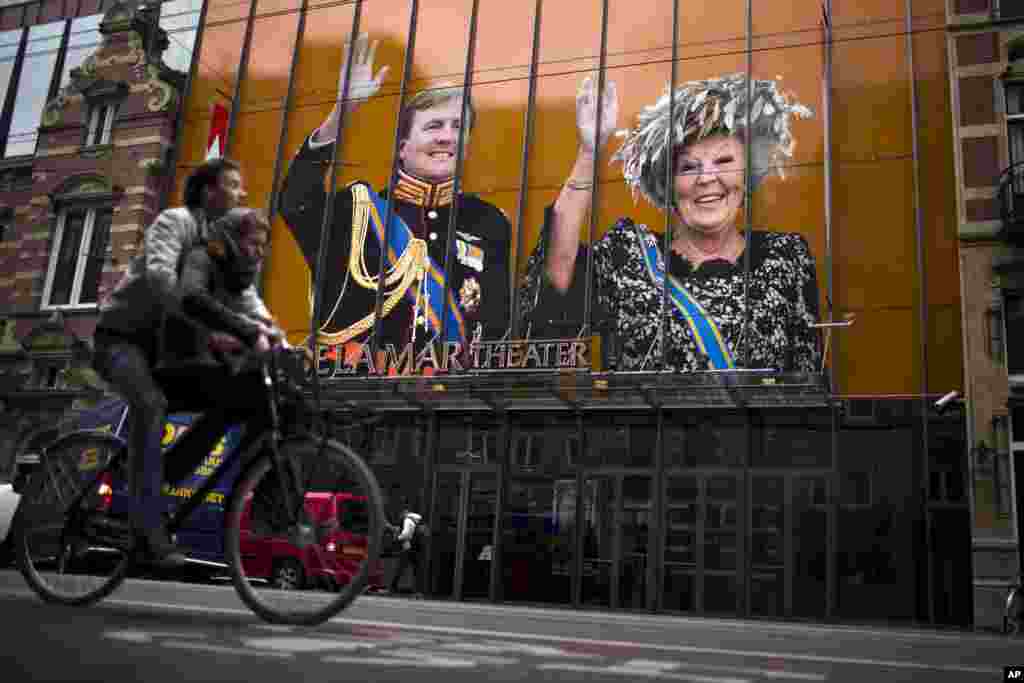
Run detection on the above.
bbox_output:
[11,346,386,626]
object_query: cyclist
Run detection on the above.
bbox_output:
[92,159,283,567]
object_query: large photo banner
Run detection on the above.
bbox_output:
[172,0,959,393]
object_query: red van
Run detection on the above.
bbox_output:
[238,492,384,591]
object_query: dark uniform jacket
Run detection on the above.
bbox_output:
[279,134,512,359]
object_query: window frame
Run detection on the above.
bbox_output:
[83,101,115,147]
[40,203,112,311]
[1004,291,1024,385]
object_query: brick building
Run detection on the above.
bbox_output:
[0,0,196,476]
[945,0,1024,629]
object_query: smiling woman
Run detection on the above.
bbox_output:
[518,74,821,374]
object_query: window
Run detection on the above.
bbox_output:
[159,0,202,74]
[5,20,63,157]
[1005,292,1024,382]
[41,206,112,309]
[1007,83,1024,202]
[84,103,115,146]
[58,14,101,91]
[998,0,1024,19]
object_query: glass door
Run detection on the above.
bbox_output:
[503,477,573,604]
[429,466,497,601]
[579,474,616,607]
[662,471,741,614]
[750,474,785,616]
[620,475,651,609]
[463,471,497,600]
[430,470,462,598]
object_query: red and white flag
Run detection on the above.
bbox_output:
[206,102,229,160]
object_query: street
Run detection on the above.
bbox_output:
[0,568,1016,683]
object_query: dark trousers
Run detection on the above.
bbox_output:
[92,336,269,531]
[390,546,420,592]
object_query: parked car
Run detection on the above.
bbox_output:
[10,398,383,590]
[238,491,381,590]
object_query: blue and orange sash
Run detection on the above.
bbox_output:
[361,185,466,346]
[638,232,735,370]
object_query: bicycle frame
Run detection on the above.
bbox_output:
[39,350,316,541]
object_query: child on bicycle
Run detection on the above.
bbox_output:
[93,159,283,567]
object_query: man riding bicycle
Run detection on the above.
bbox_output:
[92,159,284,567]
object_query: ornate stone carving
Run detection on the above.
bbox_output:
[142,64,177,112]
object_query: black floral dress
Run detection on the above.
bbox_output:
[518,216,821,372]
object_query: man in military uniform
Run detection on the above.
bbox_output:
[280,35,511,372]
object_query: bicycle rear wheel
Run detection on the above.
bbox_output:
[14,431,135,606]
[224,436,385,625]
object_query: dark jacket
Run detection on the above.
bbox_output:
[279,134,512,354]
[97,206,273,362]
[158,245,270,369]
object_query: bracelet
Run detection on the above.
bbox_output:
[566,178,594,191]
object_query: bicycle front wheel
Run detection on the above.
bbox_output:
[224,436,385,625]
[14,431,135,606]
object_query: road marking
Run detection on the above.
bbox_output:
[538,663,750,683]
[241,636,376,653]
[322,653,477,669]
[103,629,206,643]
[6,590,1000,677]
[326,617,999,675]
[161,640,294,659]
[388,648,519,666]
[673,661,826,681]
[444,640,596,658]
[105,630,153,643]
[357,595,1002,644]
[251,625,295,633]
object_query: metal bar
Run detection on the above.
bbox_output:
[822,0,836,393]
[439,0,481,346]
[905,0,934,625]
[489,411,508,602]
[784,473,794,616]
[581,0,610,342]
[47,17,71,103]
[741,410,751,616]
[509,0,543,341]
[648,405,665,611]
[611,473,622,608]
[371,0,420,362]
[221,0,258,159]
[266,0,309,221]
[453,470,469,601]
[158,0,210,211]
[308,0,363,416]
[573,412,586,608]
[421,412,438,595]
[696,470,705,613]
[658,0,681,371]
[826,403,838,618]
[739,0,754,367]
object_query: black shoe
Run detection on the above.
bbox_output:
[140,526,187,569]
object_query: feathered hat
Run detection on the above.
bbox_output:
[613,73,814,209]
